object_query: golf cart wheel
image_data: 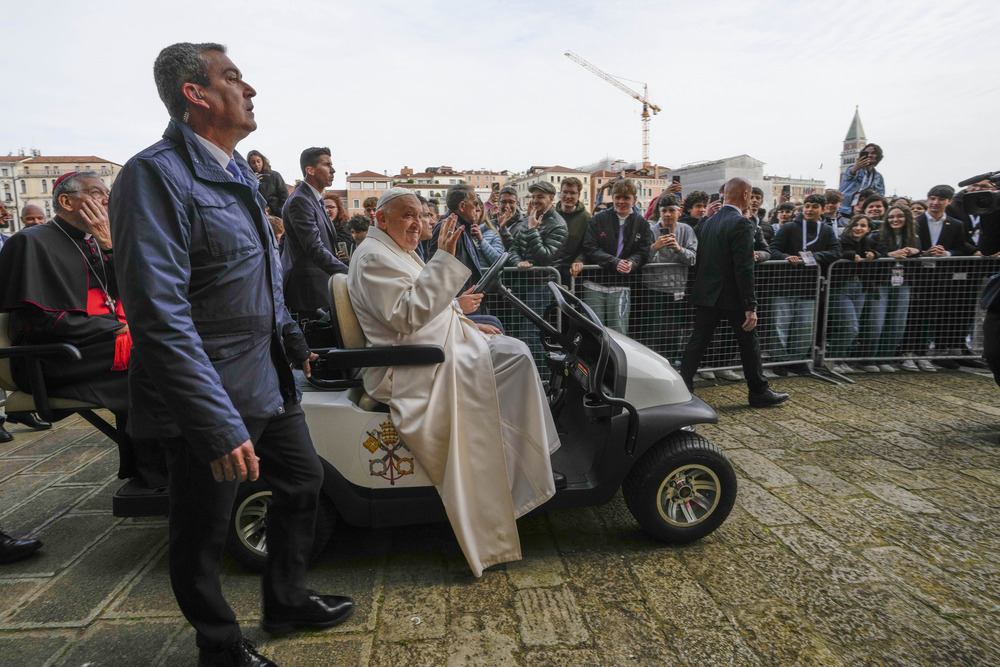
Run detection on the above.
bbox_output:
[623,432,736,543]
[225,480,337,572]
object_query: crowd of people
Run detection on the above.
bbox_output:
[0,38,998,666]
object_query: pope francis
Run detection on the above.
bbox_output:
[348,187,560,576]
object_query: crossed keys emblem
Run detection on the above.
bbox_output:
[362,418,414,485]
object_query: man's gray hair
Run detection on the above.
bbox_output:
[53,171,101,212]
[153,42,227,119]
[445,183,475,213]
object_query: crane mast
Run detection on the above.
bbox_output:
[565,51,661,167]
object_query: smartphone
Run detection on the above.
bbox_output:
[672,175,681,184]
[492,182,500,190]
[337,241,349,258]
[781,185,791,196]
[709,193,720,203]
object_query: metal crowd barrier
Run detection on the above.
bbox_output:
[567,261,824,375]
[821,256,999,370]
[487,266,563,378]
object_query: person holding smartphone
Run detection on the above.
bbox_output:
[838,143,885,216]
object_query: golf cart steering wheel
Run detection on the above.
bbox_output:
[472,252,509,294]
[548,281,604,338]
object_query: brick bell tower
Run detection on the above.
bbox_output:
[840,106,867,178]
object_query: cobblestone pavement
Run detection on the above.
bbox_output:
[2,370,1000,666]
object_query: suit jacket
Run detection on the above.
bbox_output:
[581,209,653,287]
[690,205,757,312]
[281,181,347,314]
[915,212,968,256]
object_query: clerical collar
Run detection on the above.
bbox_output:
[305,181,324,201]
[193,133,232,169]
[53,215,86,240]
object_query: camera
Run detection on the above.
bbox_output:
[960,171,1000,216]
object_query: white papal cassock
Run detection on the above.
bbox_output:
[347,226,559,576]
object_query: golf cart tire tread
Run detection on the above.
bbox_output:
[622,431,736,543]
[225,481,338,573]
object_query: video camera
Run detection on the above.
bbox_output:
[960,171,1000,216]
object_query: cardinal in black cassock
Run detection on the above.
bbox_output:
[0,216,132,411]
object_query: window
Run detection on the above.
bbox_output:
[75,166,80,172]
[23,167,29,174]
[54,166,59,175]
[363,182,374,189]
[41,180,47,193]
[45,201,51,216]
[353,199,360,208]
[101,166,108,175]
[1,168,5,176]
[377,181,387,189]
[20,180,27,193]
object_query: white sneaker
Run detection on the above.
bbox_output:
[860,364,880,373]
[833,363,853,374]
[878,363,898,373]
[900,359,919,372]
[717,369,743,381]
[916,359,937,372]
[763,369,778,378]
[699,371,716,380]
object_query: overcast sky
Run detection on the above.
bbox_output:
[2,0,997,198]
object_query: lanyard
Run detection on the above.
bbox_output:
[801,221,820,250]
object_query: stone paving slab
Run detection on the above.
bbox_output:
[1,372,1000,665]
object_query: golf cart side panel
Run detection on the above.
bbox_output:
[302,389,435,491]
[318,457,446,528]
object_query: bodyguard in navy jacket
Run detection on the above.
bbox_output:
[110,43,352,661]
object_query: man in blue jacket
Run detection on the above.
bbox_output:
[110,42,353,667]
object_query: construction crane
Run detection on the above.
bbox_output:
[565,51,661,167]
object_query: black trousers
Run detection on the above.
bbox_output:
[680,306,769,394]
[163,402,323,651]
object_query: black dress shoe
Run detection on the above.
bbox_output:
[748,388,790,408]
[553,471,567,489]
[957,357,990,369]
[198,638,276,667]
[0,423,12,444]
[5,412,51,431]
[0,529,42,564]
[261,592,355,634]
[933,358,960,370]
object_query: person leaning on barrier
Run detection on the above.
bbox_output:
[110,42,354,666]
[551,176,592,284]
[347,188,560,577]
[580,178,652,334]
[640,194,696,362]
[767,193,842,375]
[899,185,972,370]
[827,215,879,374]
[679,177,788,408]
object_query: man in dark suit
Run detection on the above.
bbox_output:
[679,178,789,408]
[903,184,973,369]
[111,43,353,667]
[281,146,348,319]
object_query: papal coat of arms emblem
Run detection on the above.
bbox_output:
[360,415,416,486]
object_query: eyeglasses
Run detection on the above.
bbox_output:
[69,187,111,199]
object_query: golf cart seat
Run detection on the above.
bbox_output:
[310,274,444,408]
[0,312,97,416]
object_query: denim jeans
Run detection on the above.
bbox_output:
[828,280,866,359]
[870,284,911,358]
[582,287,630,334]
[772,296,816,362]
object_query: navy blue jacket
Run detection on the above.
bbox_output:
[581,208,653,287]
[109,119,307,464]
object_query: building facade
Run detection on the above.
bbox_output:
[762,175,827,210]
[345,170,392,216]
[0,153,121,232]
[507,166,591,210]
[667,155,767,203]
